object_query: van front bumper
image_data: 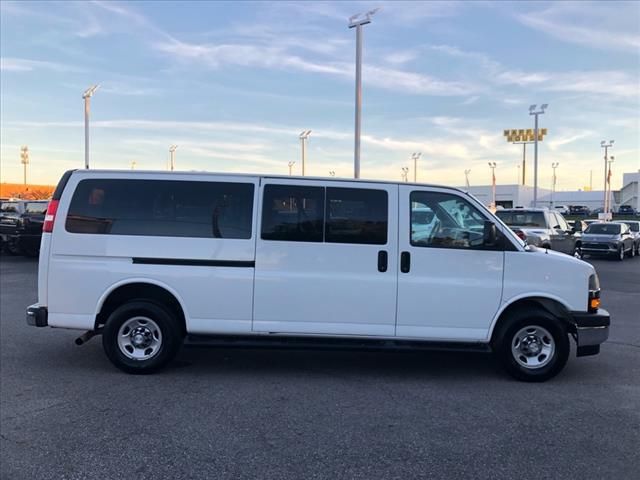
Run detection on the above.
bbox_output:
[570,309,610,356]
[26,304,48,327]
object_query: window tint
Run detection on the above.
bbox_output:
[325,188,387,245]
[26,202,48,214]
[1,202,19,213]
[66,179,254,238]
[410,191,489,249]
[261,185,324,242]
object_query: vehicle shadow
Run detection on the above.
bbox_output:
[172,344,507,382]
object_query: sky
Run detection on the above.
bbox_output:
[1,0,639,191]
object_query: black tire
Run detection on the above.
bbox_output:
[102,301,183,374]
[573,244,582,259]
[617,246,625,261]
[494,309,570,382]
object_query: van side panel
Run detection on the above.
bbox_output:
[47,172,259,333]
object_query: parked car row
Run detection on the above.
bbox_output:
[495,208,639,261]
[553,205,638,216]
[0,199,49,257]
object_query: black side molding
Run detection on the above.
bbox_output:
[132,258,255,268]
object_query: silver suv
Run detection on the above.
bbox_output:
[495,208,581,257]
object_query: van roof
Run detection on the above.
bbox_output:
[69,169,467,194]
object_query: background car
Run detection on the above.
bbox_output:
[581,222,635,261]
[495,208,581,256]
[613,220,640,255]
[617,205,637,215]
[0,199,48,257]
[553,205,570,215]
[569,205,591,216]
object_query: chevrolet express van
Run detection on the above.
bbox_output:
[27,170,610,381]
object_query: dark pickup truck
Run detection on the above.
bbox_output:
[0,200,49,256]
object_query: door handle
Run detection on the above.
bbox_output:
[400,251,411,273]
[378,250,388,272]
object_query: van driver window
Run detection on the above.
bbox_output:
[410,192,488,249]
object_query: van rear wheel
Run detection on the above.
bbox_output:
[102,301,183,374]
[495,310,569,382]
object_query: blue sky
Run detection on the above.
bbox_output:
[1,0,638,190]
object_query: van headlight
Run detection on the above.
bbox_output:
[588,273,600,312]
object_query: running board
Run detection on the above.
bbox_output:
[185,334,492,354]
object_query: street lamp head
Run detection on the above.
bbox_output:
[299,130,311,139]
[349,7,379,27]
[541,103,548,111]
[601,140,606,146]
[610,140,614,144]
[169,144,177,152]
[529,104,537,112]
[83,84,100,99]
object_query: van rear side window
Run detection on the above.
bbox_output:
[325,187,387,245]
[66,179,254,239]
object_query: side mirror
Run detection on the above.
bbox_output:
[483,221,497,246]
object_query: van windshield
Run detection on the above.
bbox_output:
[495,211,546,228]
[585,224,621,235]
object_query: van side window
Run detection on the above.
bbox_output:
[325,188,387,245]
[261,185,324,242]
[410,191,488,249]
[66,179,254,239]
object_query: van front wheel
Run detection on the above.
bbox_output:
[102,301,183,374]
[495,310,569,382]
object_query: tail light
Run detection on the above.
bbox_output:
[515,229,527,241]
[43,200,59,233]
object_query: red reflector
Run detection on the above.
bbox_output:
[43,200,59,233]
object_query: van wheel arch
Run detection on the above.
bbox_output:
[491,297,574,348]
[96,283,186,334]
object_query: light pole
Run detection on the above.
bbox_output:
[464,169,471,189]
[169,144,177,171]
[488,162,497,208]
[401,167,409,182]
[600,140,614,213]
[349,8,378,179]
[411,152,422,182]
[131,161,136,170]
[20,146,29,185]
[551,162,559,207]
[528,104,548,206]
[288,161,295,176]
[299,130,311,176]
[329,171,335,177]
[607,155,615,215]
[83,84,99,169]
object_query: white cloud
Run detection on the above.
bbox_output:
[0,57,83,73]
[516,2,640,53]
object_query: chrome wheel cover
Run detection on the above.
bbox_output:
[511,325,555,369]
[117,316,162,361]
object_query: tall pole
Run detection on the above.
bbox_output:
[521,143,526,185]
[349,9,378,179]
[299,130,311,176]
[82,85,99,169]
[401,167,408,182]
[607,156,615,215]
[288,161,295,176]
[600,140,614,213]
[529,104,548,207]
[169,144,177,171]
[412,152,422,182]
[20,146,29,185]
[488,162,497,208]
[551,162,559,207]
[464,169,471,189]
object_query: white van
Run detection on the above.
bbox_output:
[27,170,610,381]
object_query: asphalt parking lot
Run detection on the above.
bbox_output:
[1,255,638,480]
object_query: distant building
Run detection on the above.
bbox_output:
[461,171,639,211]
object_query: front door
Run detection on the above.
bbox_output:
[253,180,399,336]
[396,187,504,341]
